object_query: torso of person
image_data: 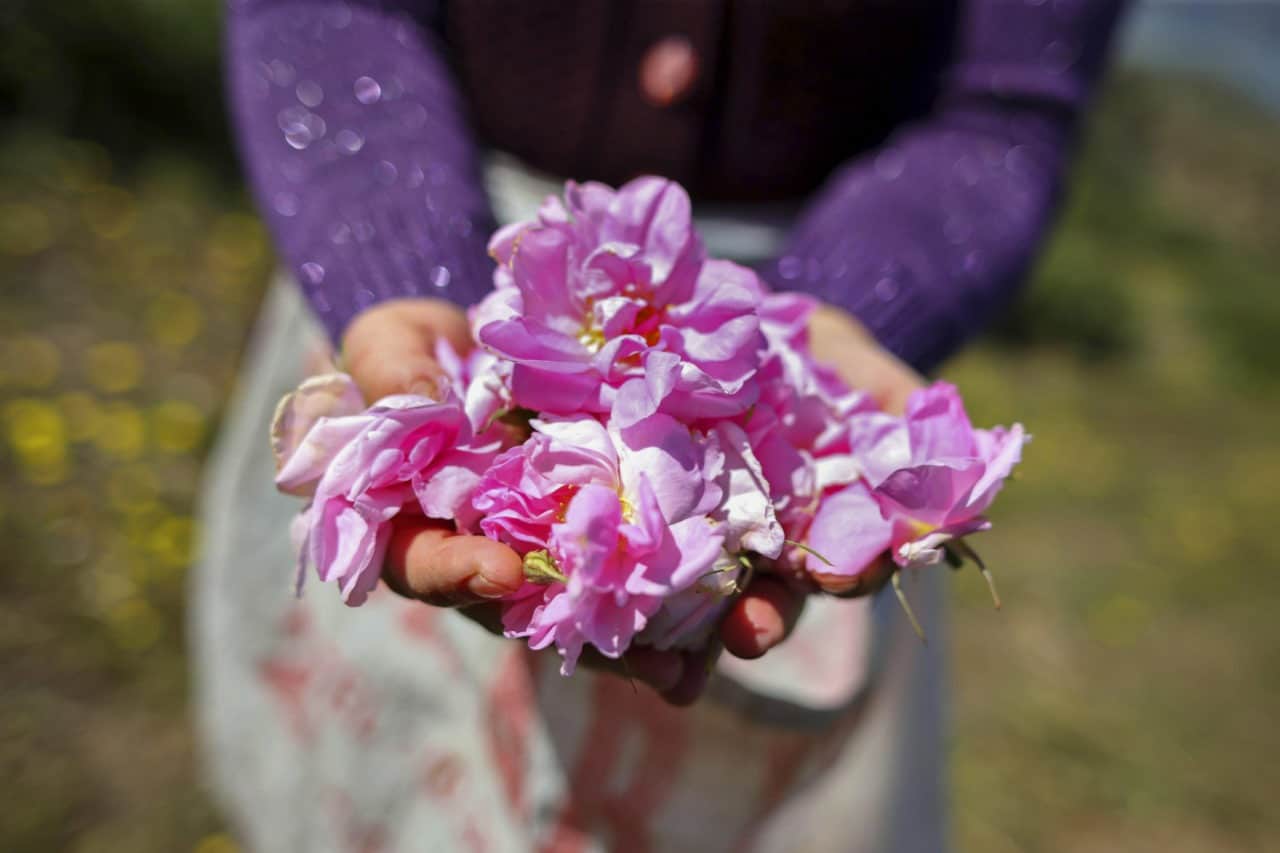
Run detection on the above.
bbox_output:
[444,0,956,201]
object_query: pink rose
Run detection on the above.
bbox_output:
[472,177,765,426]
[805,383,1027,581]
[276,388,503,605]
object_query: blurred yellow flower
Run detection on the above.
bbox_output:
[194,832,241,853]
[145,292,204,348]
[147,515,195,572]
[150,400,206,453]
[86,341,144,394]
[91,402,146,459]
[207,213,268,272]
[3,397,68,485]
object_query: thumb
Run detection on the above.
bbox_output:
[808,304,922,415]
[341,298,472,404]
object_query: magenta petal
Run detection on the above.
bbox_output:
[963,424,1027,516]
[616,413,706,523]
[527,417,618,487]
[663,515,727,591]
[894,516,991,569]
[486,221,528,267]
[507,226,576,319]
[414,446,494,529]
[806,481,894,578]
[479,318,591,372]
[275,413,372,497]
[612,351,680,429]
[554,484,624,587]
[509,365,601,413]
[310,488,403,605]
[271,373,367,496]
[875,462,985,528]
[846,411,912,487]
[712,422,784,558]
[904,382,978,461]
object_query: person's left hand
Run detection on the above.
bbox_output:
[716,303,924,657]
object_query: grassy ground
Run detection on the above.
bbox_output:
[0,73,1277,851]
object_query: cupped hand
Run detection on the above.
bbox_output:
[717,304,924,655]
[342,299,710,703]
[339,298,921,704]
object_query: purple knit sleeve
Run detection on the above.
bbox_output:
[762,0,1127,372]
[225,0,495,343]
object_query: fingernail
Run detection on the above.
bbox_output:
[743,598,782,649]
[467,571,513,600]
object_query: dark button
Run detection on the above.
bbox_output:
[639,36,699,108]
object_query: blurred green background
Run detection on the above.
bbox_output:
[1,2,1277,852]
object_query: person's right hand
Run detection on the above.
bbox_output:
[342,299,728,703]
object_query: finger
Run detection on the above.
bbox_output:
[579,645,684,693]
[808,305,922,415]
[383,517,523,607]
[719,576,805,660]
[809,554,897,598]
[341,298,472,403]
[660,645,718,706]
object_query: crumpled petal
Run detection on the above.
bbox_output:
[805,481,894,580]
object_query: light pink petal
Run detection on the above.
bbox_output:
[532,415,617,466]
[413,445,497,529]
[271,372,367,494]
[668,259,764,328]
[579,589,660,663]
[478,318,591,372]
[846,410,912,486]
[875,461,985,528]
[592,295,645,338]
[486,221,528,267]
[275,413,373,497]
[509,365,601,413]
[662,515,728,591]
[553,483,624,588]
[432,337,466,395]
[904,382,978,461]
[615,413,707,524]
[507,226,577,320]
[711,422,784,558]
[637,553,740,651]
[310,488,404,605]
[611,351,681,429]
[468,286,522,334]
[962,424,1028,516]
[805,481,894,578]
[500,583,552,639]
[659,313,762,371]
[894,517,992,570]
[528,416,618,485]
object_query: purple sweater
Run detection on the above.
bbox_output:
[226,0,1124,372]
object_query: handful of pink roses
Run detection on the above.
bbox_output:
[271,177,1026,674]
